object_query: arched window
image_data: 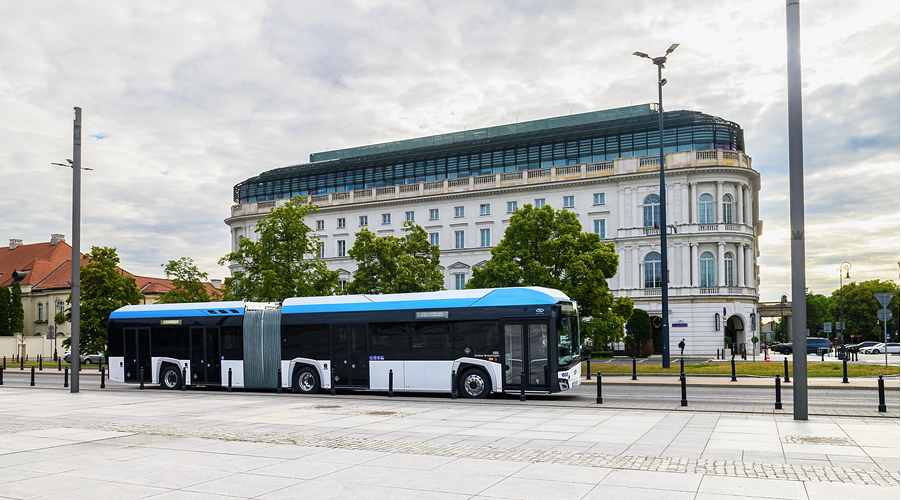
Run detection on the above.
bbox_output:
[644,252,662,288]
[699,194,714,224]
[724,252,735,287]
[723,193,734,224]
[643,194,660,228]
[700,251,715,288]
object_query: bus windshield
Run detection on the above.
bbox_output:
[557,303,580,368]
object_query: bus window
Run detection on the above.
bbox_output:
[281,324,328,360]
[454,321,500,358]
[221,326,244,359]
[411,322,453,360]
[150,327,189,359]
[370,323,409,360]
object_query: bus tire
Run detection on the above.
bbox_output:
[160,365,181,390]
[293,366,320,394]
[459,368,490,399]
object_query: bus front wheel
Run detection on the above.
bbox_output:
[293,367,320,394]
[160,366,181,390]
[459,368,490,399]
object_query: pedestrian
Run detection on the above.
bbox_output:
[678,338,686,355]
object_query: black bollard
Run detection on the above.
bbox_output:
[731,358,737,382]
[878,375,886,413]
[139,367,144,390]
[388,369,394,397]
[64,367,69,387]
[0,367,3,385]
[330,365,336,395]
[277,368,282,394]
[680,357,684,374]
[181,366,186,391]
[632,357,637,380]
[228,368,232,392]
[784,358,790,383]
[842,359,849,384]
[100,366,105,389]
[30,366,35,386]
[586,356,591,380]
[39,355,42,371]
[775,376,782,410]
[2,356,5,369]
[680,374,687,407]
[520,370,526,402]
[596,372,603,404]
[820,351,824,362]
[58,357,61,371]
[20,356,23,371]
[451,370,457,399]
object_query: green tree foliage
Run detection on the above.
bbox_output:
[805,289,830,336]
[583,296,634,349]
[0,286,10,336]
[464,204,625,320]
[625,308,653,357]
[828,280,900,342]
[345,222,444,295]
[61,247,144,354]
[157,257,217,304]
[219,195,339,302]
[9,282,24,335]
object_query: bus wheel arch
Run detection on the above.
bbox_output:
[293,365,320,394]
[458,366,491,399]
[159,364,181,390]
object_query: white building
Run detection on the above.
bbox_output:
[225,104,762,356]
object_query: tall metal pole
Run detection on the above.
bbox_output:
[786,0,807,420]
[838,262,850,346]
[71,107,82,393]
[656,62,670,369]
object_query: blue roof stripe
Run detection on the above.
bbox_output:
[109,301,246,320]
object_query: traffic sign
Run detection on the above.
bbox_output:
[877,309,893,322]
[874,293,894,307]
[887,333,891,340]
[824,322,832,333]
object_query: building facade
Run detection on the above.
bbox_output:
[225,104,762,356]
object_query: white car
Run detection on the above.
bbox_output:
[867,343,899,354]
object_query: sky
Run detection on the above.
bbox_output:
[1,0,898,303]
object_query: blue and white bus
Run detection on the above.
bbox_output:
[107,287,581,398]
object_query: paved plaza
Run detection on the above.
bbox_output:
[0,386,897,499]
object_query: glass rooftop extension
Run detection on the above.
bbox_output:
[311,104,657,163]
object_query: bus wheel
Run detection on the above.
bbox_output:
[160,366,181,390]
[459,368,490,399]
[293,367,320,394]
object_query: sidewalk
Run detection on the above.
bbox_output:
[582,374,901,390]
[0,385,897,499]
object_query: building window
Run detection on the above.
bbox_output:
[429,209,439,220]
[382,213,391,225]
[454,206,464,218]
[37,303,43,321]
[563,196,574,208]
[337,240,346,258]
[723,194,734,224]
[480,228,491,247]
[724,251,734,287]
[534,198,546,208]
[339,280,347,291]
[405,211,415,222]
[454,273,466,290]
[316,220,324,231]
[507,201,517,213]
[699,194,714,224]
[455,230,465,249]
[700,251,715,287]
[644,252,662,288]
[317,242,325,259]
[359,215,368,227]
[593,193,605,205]
[593,220,606,239]
[337,218,345,229]
[480,204,490,215]
[429,232,439,247]
[643,194,660,228]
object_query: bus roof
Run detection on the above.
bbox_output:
[281,287,571,314]
[109,301,246,319]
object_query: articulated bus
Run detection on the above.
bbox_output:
[107,287,581,398]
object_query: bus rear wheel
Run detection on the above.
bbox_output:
[293,367,320,394]
[459,368,490,399]
[160,366,181,390]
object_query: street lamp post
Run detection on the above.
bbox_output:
[53,298,64,361]
[634,43,679,370]
[780,294,787,343]
[838,262,851,348]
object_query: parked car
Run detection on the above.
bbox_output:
[847,341,880,353]
[62,350,105,364]
[780,338,832,355]
[864,343,899,354]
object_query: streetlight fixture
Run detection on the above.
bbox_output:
[838,262,851,347]
[634,43,679,369]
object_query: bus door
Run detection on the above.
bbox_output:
[502,320,550,391]
[124,327,151,383]
[189,327,221,385]
[331,324,368,388]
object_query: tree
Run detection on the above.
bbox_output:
[805,289,830,336]
[0,286,10,336]
[157,257,217,304]
[583,296,634,350]
[345,222,444,295]
[60,246,144,354]
[9,282,24,335]
[219,195,339,302]
[828,280,900,342]
[625,308,653,357]
[464,204,627,321]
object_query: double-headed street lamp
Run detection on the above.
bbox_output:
[838,262,851,346]
[634,43,679,369]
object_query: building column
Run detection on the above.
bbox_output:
[681,183,689,226]
[681,243,690,287]
[690,182,698,225]
[618,188,626,232]
[744,187,752,228]
[745,244,754,290]
[737,243,746,287]
[632,189,640,229]
[717,242,726,287]
[632,246,640,289]
[667,243,675,286]
[736,183,744,225]
[716,180,724,223]
[690,243,699,287]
